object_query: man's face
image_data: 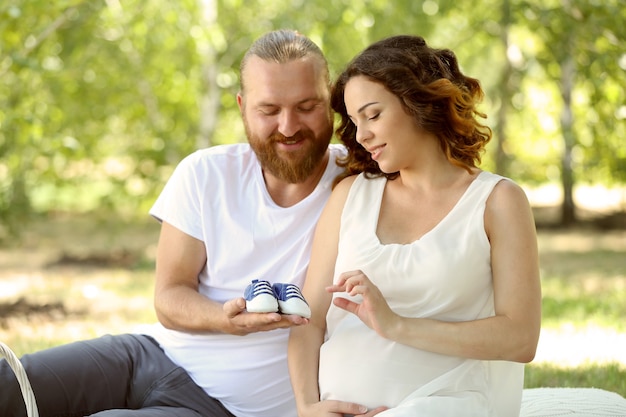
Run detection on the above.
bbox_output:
[238,56,333,184]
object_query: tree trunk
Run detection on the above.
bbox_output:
[196,0,220,150]
[494,0,513,176]
[559,53,577,226]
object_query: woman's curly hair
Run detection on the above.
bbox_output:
[331,35,491,185]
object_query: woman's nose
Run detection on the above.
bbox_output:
[355,124,371,144]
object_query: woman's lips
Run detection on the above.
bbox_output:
[368,144,385,160]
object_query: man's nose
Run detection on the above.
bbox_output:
[277,110,300,138]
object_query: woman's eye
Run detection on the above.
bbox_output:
[368,113,380,121]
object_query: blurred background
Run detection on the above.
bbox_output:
[1,0,625,395]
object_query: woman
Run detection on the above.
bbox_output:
[288,35,541,417]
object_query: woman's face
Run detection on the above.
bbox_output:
[344,75,426,174]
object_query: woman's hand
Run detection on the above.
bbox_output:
[298,399,387,417]
[327,270,397,338]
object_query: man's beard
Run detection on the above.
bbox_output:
[246,123,333,184]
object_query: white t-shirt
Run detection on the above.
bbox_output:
[144,143,346,417]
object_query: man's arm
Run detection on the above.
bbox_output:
[154,221,307,335]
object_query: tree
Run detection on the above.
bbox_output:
[0,0,204,240]
[519,0,626,224]
[2,0,625,240]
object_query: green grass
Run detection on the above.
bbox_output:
[525,362,626,396]
[526,228,626,396]
[1,216,626,397]
[539,244,626,332]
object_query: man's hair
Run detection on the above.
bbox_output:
[239,29,329,93]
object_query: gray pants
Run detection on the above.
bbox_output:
[0,334,235,417]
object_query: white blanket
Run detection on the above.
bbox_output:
[521,388,626,416]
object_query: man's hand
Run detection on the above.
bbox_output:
[223,297,309,335]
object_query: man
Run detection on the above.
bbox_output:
[0,29,365,417]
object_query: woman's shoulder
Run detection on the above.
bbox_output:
[484,173,534,235]
[332,172,384,196]
[474,170,526,201]
[334,174,359,190]
[488,174,528,204]
[329,175,359,207]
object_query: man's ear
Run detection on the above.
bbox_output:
[236,93,244,113]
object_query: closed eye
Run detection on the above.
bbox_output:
[259,107,279,116]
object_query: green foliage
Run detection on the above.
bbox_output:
[1,0,625,238]
[1,0,205,235]
[515,0,626,185]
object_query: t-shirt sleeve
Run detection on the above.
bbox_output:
[149,152,205,241]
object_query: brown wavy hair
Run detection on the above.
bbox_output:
[331,35,491,184]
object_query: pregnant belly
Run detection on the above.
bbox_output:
[318,326,464,409]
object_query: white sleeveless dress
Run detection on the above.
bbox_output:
[318,171,524,417]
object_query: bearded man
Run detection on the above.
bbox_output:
[0,30,373,417]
